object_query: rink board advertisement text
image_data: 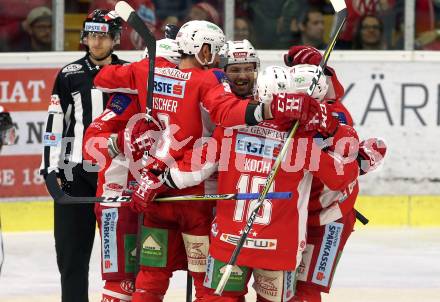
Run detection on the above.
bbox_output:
[1,52,440,198]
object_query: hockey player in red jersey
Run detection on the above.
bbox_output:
[83,38,187,302]
[284,46,387,302]
[92,21,275,302]
[130,60,363,302]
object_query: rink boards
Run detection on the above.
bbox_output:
[1,195,440,232]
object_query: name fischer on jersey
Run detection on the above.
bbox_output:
[153,96,178,113]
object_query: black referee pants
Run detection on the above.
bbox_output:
[55,165,97,302]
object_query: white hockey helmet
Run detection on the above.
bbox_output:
[288,64,329,101]
[175,20,225,65]
[256,65,294,104]
[143,38,180,65]
[219,39,260,69]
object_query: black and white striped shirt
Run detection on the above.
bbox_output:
[40,54,126,176]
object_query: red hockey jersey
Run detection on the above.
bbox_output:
[307,101,360,226]
[83,93,140,198]
[93,58,252,197]
[167,117,360,271]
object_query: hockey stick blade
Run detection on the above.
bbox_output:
[45,171,131,204]
[214,0,347,296]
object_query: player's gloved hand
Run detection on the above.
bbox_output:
[270,93,313,125]
[270,93,339,135]
[142,153,169,174]
[284,46,322,67]
[130,169,169,213]
[108,117,162,160]
[357,138,387,175]
[302,101,339,136]
[327,124,360,158]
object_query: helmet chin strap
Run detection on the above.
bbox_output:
[195,50,216,68]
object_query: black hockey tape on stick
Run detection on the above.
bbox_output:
[214,0,348,296]
[355,209,369,225]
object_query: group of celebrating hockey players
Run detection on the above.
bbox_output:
[40,8,387,302]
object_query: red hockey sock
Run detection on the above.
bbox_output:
[294,284,322,302]
[191,271,209,301]
[102,280,134,302]
[132,269,172,302]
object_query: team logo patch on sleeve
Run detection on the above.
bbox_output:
[335,112,347,124]
[212,70,228,83]
[43,132,61,147]
[62,64,82,73]
[109,94,131,115]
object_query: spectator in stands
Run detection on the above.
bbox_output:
[234,16,252,41]
[248,0,285,49]
[415,20,440,50]
[353,14,387,50]
[185,2,221,26]
[276,0,304,48]
[298,6,326,49]
[10,6,52,51]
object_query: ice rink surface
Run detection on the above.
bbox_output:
[1,227,439,302]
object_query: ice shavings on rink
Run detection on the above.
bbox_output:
[0,228,439,302]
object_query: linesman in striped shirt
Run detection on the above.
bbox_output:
[39,10,126,302]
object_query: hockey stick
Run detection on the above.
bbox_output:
[214,0,348,295]
[46,172,291,204]
[355,210,369,225]
[115,0,157,280]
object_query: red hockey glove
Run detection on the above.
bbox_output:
[328,124,359,158]
[111,117,162,160]
[271,93,339,135]
[357,138,387,175]
[284,46,322,67]
[142,153,169,174]
[270,93,315,125]
[130,169,168,213]
[303,101,339,136]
